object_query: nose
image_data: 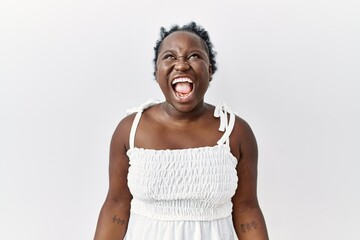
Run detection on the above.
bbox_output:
[174,57,190,71]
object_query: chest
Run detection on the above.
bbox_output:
[135,116,223,150]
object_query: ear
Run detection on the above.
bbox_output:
[208,65,213,82]
[155,69,159,83]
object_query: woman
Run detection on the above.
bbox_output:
[94,22,269,240]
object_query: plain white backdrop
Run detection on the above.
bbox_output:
[1,0,359,239]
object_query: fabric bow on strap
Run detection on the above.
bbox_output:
[214,102,235,145]
[126,99,161,115]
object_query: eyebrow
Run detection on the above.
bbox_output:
[159,48,208,55]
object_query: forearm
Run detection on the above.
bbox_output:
[94,199,130,240]
[232,204,269,240]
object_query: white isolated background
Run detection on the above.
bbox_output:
[0,0,359,239]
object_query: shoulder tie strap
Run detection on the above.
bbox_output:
[127,99,160,149]
[126,99,160,115]
[214,102,235,146]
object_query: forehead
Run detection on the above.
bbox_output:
[159,31,208,53]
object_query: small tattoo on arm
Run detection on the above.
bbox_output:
[112,215,126,225]
[240,220,258,233]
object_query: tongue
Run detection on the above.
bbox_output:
[174,82,192,94]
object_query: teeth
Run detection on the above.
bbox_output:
[172,77,193,85]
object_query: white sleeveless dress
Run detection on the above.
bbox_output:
[124,100,239,240]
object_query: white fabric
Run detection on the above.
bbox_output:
[214,102,236,146]
[125,213,237,240]
[124,100,239,240]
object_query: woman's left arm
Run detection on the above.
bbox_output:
[231,118,269,240]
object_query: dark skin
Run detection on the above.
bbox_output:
[94,31,269,239]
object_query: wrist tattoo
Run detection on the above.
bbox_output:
[112,215,126,225]
[240,220,258,233]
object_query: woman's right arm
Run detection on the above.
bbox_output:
[94,117,133,240]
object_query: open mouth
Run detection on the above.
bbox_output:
[171,77,194,99]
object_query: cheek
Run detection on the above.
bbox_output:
[196,65,211,78]
[192,61,210,71]
[156,63,168,76]
[155,65,164,82]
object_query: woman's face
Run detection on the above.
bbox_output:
[155,31,212,113]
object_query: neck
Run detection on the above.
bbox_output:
[161,101,209,123]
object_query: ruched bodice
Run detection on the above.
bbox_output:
[127,145,238,221]
[124,100,239,240]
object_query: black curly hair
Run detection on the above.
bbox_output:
[153,22,217,77]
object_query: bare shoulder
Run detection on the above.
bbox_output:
[230,114,258,160]
[233,115,256,139]
[111,113,137,152]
